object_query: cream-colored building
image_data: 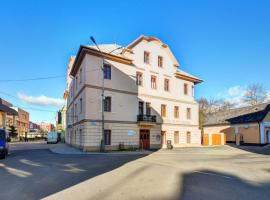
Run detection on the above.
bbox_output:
[66,35,202,151]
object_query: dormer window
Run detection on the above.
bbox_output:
[158,56,163,67]
[144,51,150,64]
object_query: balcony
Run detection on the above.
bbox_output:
[137,114,156,125]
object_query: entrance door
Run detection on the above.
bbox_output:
[203,134,209,145]
[161,131,166,146]
[140,129,150,149]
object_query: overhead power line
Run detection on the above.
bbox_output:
[0,75,65,82]
[0,91,59,113]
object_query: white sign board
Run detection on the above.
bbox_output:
[128,130,136,136]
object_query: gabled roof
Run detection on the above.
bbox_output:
[204,103,270,126]
[125,35,180,67]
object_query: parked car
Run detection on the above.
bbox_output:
[47,132,58,144]
[0,129,9,159]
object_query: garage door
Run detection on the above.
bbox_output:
[203,134,209,145]
[212,134,221,145]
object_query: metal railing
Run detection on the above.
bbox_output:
[137,114,156,122]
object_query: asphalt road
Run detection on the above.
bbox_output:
[1,143,270,200]
[0,144,145,200]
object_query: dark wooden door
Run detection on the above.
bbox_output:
[140,129,150,149]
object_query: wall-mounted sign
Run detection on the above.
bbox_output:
[128,130,136,136]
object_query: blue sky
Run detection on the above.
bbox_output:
[0,0,270,123]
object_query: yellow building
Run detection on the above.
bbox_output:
[203,103,270,146]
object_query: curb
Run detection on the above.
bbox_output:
[49,148,153,155]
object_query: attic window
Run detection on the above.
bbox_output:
[144,51,150,64]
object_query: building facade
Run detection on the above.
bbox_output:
[203,103,270,146]
[39,122,55,132]
[12,107,29,138]
[0,99,17,130]
[29,121,40,130]
[66,35,202,151]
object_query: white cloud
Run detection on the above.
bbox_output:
[218,85,247,106]
[266,91,270,101]
[18,93,65,107]
[218,85,270,106]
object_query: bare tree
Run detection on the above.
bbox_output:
[219,100,235,111]
[242,84,266,106]
[198,97,235,129]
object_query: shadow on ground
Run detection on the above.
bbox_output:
[0,149,149,200]
[174,170,270,200]
[227,143,270,155]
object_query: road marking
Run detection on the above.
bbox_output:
[193,170,234,179]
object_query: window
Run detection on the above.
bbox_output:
[151,75,157,89]
[75,76,78,90]
[80,98,82,114]
[104,96,111,112]
[174,106,179,118]
[104,130,111,145]
[103,64,111,79]
[158,56,163,67]
[79,68,82,84]
[187,108,191,119]
[136,72,143,86]
[74,103,77,115]
[184,83,188,95]
[174,131,179,144]
[79,129,82,146]
[146,102,151,115]
[161,104,166,117]
[139,101,144,115]
[164,78,170,91]
[144,51,150,64]
[187,131,191,144]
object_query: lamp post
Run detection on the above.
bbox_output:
[90,36,123,152]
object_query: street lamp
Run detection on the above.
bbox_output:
[90,36,123,152]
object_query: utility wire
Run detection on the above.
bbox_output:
[0,91,59,113]
[0,75,65,82]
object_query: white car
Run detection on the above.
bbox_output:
[47,132,58,144]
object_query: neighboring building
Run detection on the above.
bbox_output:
[0,100,18,130]
[56,105,67,132]
[39,122,55,132]
[0,98,13,107]
[11,107,29,138]
[203,103,270,146]
[66,35,202,151]
[29,121,40,130]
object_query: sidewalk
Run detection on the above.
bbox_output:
[49,144,154,155]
